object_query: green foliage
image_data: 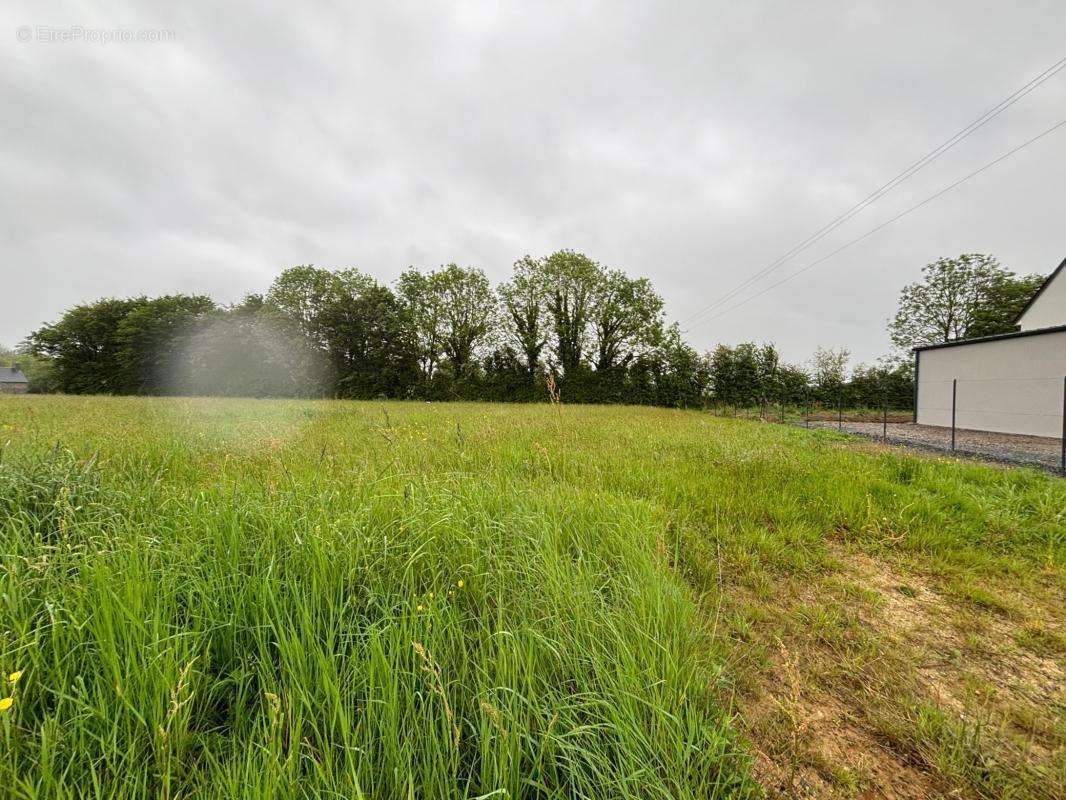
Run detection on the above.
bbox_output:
[29,247,991,409]
[396,268,446,378]
[541,250,603,375]
[0,446,106,541]
[497,256,549,379]
[706,344,914,409]
[775,364,811,405]
[810,346,849,398]
[709,342,780,406]
[319,281,421,398]
[888,254,1045,351]
[27,298,144,394]
[264,264,348,348]
[967,271,1046,338]
[848,360,914,409]
[635,324,711,408]
[592,270,664,371]
[23,252,702,408]
[401,264,496,377]
[26,296,216,394]
[115,295,217,393]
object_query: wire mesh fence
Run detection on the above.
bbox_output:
[708,375,1066,476]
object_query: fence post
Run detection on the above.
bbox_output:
[805,396,810,429]
[1061,375,1065,477]
[780,400,785,423]
[882,399,888,441]
[951,378,957,452]
[837,395,843,431]
[913,350,920,423]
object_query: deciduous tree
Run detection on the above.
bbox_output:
[809,346,850,403]
[397,269,444,378]
[430,265,497,377]
[28,298,142,394]
[319,277,420,398]
[592,270,664,371]
[116,295,216,393]
[888,254,1043,350]
[541,250,603,375]
[497,256,549,379]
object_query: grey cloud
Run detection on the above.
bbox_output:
[3,0,1064,367]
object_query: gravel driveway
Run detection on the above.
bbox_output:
[806,420,1065,474]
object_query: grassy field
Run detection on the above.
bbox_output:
[0,396,1062,799]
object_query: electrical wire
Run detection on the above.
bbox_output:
[680,55,1066,328]
[685,117,1066,329]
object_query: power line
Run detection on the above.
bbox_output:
[680,55,1066,328]
[682,55,1066,325]
[685,117,1066,330]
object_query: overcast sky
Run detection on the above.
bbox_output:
[3,1,1065,365]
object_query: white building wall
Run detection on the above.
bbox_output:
[1017,261,1065,331]
[915,329,1066,437]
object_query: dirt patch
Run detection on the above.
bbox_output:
[844,551,1063,722]
[745,652,942,799]
[734,547,1064,798]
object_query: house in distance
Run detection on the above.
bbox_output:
[0,366,29,394]
[914,255,1066,438]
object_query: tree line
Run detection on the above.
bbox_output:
[21,252,711,407]
[11,251,1042,409]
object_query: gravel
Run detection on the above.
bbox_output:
[805,420,1065,474]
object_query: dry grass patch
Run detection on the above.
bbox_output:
[725,544,1064,799]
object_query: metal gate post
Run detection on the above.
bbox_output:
[951,378,957,452]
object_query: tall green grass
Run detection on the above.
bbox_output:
[0,398,754,798]
[0,396,1061,798]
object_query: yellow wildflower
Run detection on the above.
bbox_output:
[417,604,424,612]
[0,697,12,712]
[8,671,22,685]
[457,579,464,589]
